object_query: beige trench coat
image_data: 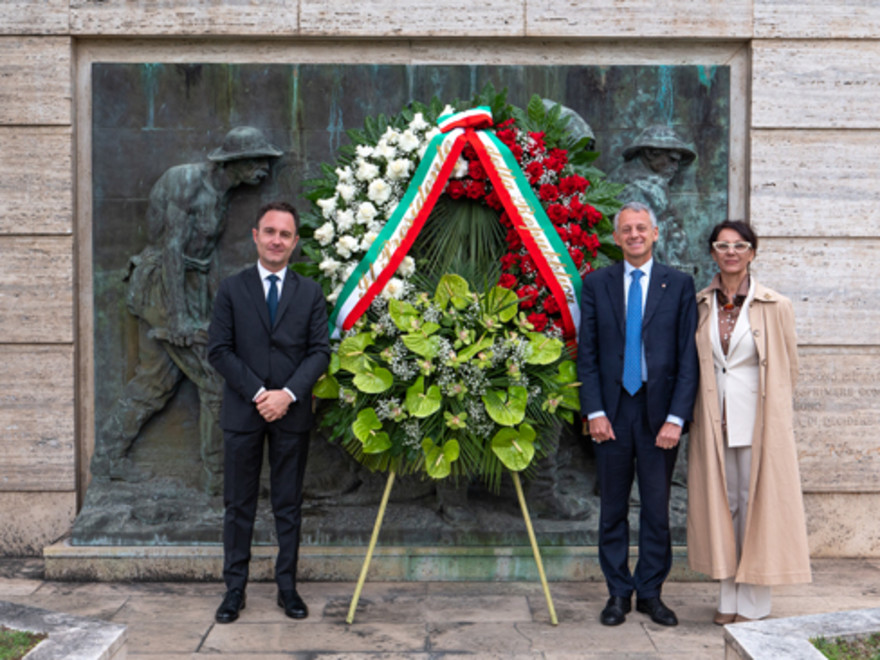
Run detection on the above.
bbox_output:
[687,280,812,585]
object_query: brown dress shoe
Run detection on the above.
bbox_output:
[714,611,737,625]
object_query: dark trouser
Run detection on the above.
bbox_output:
[594,388,678,599]
[222,425,310,592]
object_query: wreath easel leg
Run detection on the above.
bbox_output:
[346,469,396,624]
[511,470,558,626]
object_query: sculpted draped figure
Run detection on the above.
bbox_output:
[91,126,283,495]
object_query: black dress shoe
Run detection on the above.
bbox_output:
[215,588,245,623]
[636,596,678,626]
[277,589,309,619]
[600,595,631,626]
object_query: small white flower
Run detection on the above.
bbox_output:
[316,195,338,219]
[360,230,379,250]
[319,257,342,277]
[336,182,357,202]
[335,235,360,260]
[314,222,335,246]
[335,209,355,232]
[441,105,455,117]
[398,129,420,153]
[381,277,406,300]
[335,165,353,183]
[386,158,413,181]
[355,159,380,181]
[409,112,429,132]
[397,255,415,277]
[381,127,399,144]
[368,178,392,205]
[356,201,379,224]
[355,144,374,158]
[452,157,469,179]
[328,285,343,304]
[374,139,397,161]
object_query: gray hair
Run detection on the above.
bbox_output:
[613,201,658,232]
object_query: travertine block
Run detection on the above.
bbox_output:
[751,238,879,347]
[0,236,74,343]
[0,492,76,555]
[750,130,880,237]
[805,493,880,557]
[0,127,73,235]
[756,0,880,39]
[0,37,71,126]
[753,40,880,128]
[526,0,751,38]
[70,0,297,35]
[794,348,880,493]
[0,1,70,35]
[0,346,75,492]
[301,0,523,37]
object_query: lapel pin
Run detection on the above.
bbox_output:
[661,283,667,288]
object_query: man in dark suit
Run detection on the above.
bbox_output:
[208,201,330,623]
[577,200,698,627]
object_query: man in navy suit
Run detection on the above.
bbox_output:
[577,200,698,626]
[208,201,330,623]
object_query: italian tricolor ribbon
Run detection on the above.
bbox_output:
[328,106,582,341]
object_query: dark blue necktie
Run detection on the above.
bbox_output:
[623,269,644,395]
[267,274,279,325]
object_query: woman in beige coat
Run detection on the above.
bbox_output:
[687,220,811,624]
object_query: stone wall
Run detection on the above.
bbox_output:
[0,1,877,557]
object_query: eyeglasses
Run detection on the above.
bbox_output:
[712,241,752,253]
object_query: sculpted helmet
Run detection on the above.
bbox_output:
[622,125,696,166]
[208,126,283,162]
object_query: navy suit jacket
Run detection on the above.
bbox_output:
[576,260,698,436]
[208,265,330,434]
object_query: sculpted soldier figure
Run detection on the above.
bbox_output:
[613,125,696,267]
[91,126,283,494]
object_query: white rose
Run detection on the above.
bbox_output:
[360,230,379,250]
[355,159,380,181]
[381,127,399,144]
[319,257,342,277]
[441,105,455,117]
[336,182,357,202]
[386,158,413,181]
[381,277,406,301]
[356,201,378,225]
[335,165,353,183]
[316,195,338,219]
[367,219,384,233]
[452,157,469,179]
[314,222,335,246]
[327,285,343,304]
[409,112,429,132]
[398,129,420,153]
[397,255,416,277]
[335,235,360,260]
[424,127,441,142]
[335,209,355,232]
[341,261,357,282]
[355,144,374,158]
[374,139,397,161]
[367,178,392,205]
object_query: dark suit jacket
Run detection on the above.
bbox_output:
[576,260,698,436]
[208,265,330,434]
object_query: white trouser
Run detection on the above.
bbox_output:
[719,444,771,619]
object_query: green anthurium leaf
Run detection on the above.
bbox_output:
[421,437,460,479]
[402,332,442,359]
[552,360,578,385]
[405,376,443,418]
[491,423,536,471]
[525,332,564,365]
[328,352,341,375]
[312,373,340,399]
[421,321,441,336]
[352,366,394,394]
[387,298,420,331]
[338,333,375,373]
[484,286,520,323]
[434,273,471,310]
[456,335,494,362]
[481,386,528,426]
[352,408,391,454]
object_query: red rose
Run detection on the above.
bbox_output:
[584,233,600,256]
[498,273,517,289]
[465,179,486,199]
[497,118,516,129]
[527,312,548,331]
[555,225,570,243]
[543,295,560,315]
[462,144,477,161]
[510,144,524,161]
[496,128,516,146]
[506,229,523,251]
[585,204,603,227]
[447,180,466,199]
[547,203,569,225]
[525,161,545,185]
[516,285,539,309]
[485,189,503,210]
[519,253,536,274]
[548,148,568,170]
[468,160,486,180]
[568,247,585,268]
[560,174,588,196]
[568,196,586,220]
[534,273,546,290]
[568,223,585,246]
[499,252,519,271]
[539,184,559,202]
[499,211,512,228]
[528,131,546,151]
